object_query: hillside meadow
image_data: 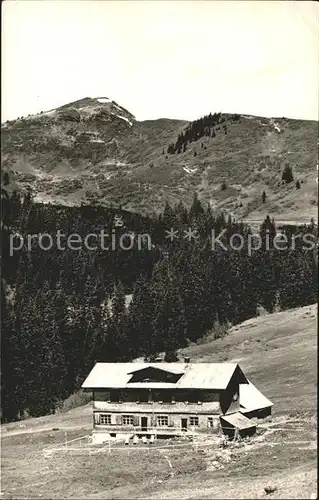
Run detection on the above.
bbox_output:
[1,303,317,499]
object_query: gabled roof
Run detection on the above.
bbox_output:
[127,365,184,375]
[220,412,256,430]
[239,380,273,412]
[81,362,241,390]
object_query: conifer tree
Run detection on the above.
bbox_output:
[152,279,187,353]
[127,274,156,358]
[108,281,128,360]
[1,284,26,421]
[189,193,204,221]
[282,164,294,183]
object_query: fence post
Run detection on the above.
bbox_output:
[234,428,239,441]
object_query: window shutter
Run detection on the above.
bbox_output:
[116,414,122,425]
[134,415,139,426]
[94,413,99,425]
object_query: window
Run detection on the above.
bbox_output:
[189,416,199,426]
[157,415,169,426]
[122,415,134,425]
[207,417,214,428]
[99,414,111,425]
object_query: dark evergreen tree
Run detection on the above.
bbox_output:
[152,278,187,353]
[282,164,294,183]
[1,186,317,422]
[164,350,179,362]
[189,193,204,221]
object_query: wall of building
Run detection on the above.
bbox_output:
[219,366,247,414]
[93,400,221,414]
[93,410,221,433]
[220,421,256,440]
[242,406,272,419]
[93,388,221,404]
[91,370,249,436]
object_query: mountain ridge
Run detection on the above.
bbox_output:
[1,97,318,221]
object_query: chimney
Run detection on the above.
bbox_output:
[184,356,190,364]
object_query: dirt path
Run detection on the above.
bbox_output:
[1,421,91,438]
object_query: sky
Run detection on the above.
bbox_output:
[1,0,319,122]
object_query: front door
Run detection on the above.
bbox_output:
[141,416,148,431]
[181,418,187,431]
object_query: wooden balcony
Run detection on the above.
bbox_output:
[93,425,193,436]
[93,400,220,414]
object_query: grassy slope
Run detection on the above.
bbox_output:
[1,303,317,499]
[2,103,318,221]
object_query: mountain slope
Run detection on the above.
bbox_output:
[1,98,318,220]
[1,304,317,499]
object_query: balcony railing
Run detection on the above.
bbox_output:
[93,400,220,413]
[93,425,193,434]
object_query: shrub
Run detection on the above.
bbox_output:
[221,181,227,191]
[58,390,92,413]
[296,180,301,189]
[213,319,231,340]
[282,164,294,183]
[3,172,9,186]
[256,304,269,316]
[164,350,179,362]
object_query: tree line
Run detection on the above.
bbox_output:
[167,113,241,154]
[1,190,317,422]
